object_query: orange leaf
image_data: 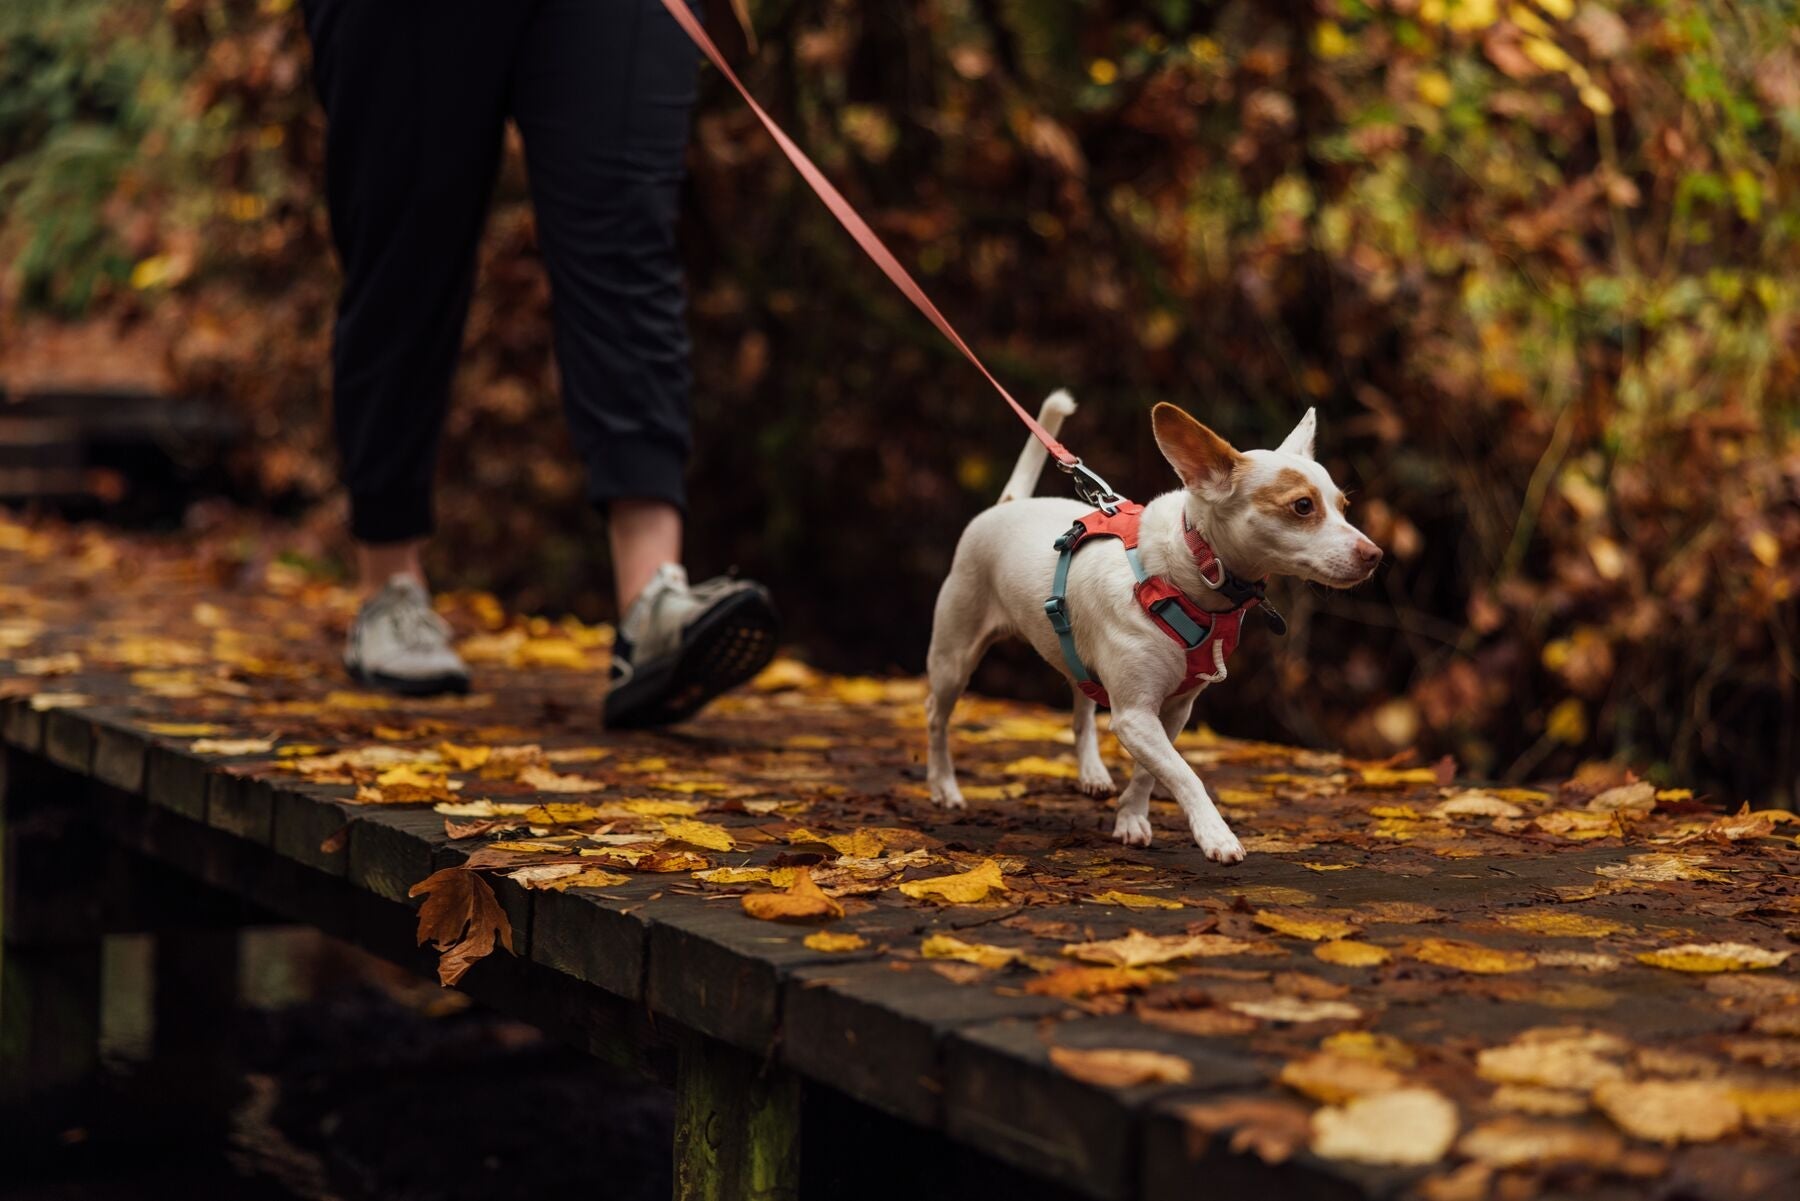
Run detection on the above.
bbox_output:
[408,867,514,987]
[741,869,845,923]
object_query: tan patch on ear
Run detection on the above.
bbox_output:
[1252,468,1323,519]
[1152,403,1243,490]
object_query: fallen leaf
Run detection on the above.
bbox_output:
[1321,1031,1415,1067]
[1279,1051,1405,1103]
[1000,755,1080,779]
[189,737,275,756]
[1229,996,1362,1023]
[1635,943,1791,973]
[1595,854,1728,883]
[515,764,604,793]
[1431,793,1525,819]
[658,818,738,851]
[408,867,514,987]
[1061,929,1253,968]
[1592,1079,1741,1144]
[1313,940,1392,966]
[1457,1117,1623,1168]
[1411,939,1536,974]
[741,870,844,923]
[1048,1046,1192,1088]
[804,930,868,953]
[1025,965,1174,998]
[1493,910,1629,938]
[1490,1085,1589,1117]
[1476,1029,1629,1090]
[1175,1096,1312,1164]
[921,933,1028,970]
[1085,890,1184,911]
[1310,1088,1458,1165]
[1254,910,1358,941]
[898,859,1008,904]
[1137,1007,1259,1037]
[1587,781,1656,813]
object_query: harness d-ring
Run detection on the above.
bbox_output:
[1195,558,1227,591]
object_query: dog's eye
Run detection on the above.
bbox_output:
[1292,497,1315,517]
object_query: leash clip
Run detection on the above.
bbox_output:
[1061,460,1121,515]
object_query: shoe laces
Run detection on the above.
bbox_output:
[364,584,453,653]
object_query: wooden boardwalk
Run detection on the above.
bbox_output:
[3,516,1798,1200]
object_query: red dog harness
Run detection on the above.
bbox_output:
[1043,502,1284,708]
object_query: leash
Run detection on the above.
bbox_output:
[657,0,1122,511]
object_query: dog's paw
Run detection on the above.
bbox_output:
[929,777,967,811]
[1113,810,1154,847]
[1195,828,1245,864]
[1077,764,1116,797]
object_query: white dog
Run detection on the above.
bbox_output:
[925,392,1381,862]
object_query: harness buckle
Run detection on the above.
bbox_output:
[1149,596,1210,650]
[1053,522,1086,553]
[1059,459,1121,516]
[1195,558,1227,590]
[1043,595,1074,636]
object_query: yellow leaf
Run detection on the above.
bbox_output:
[1314,941,1392,967]
[515,764,604,793]
[1635,943,1791,973]
[741,870,844,923]
[1049,1046,1191,1088]
[1229,997,1363,1023]
[534,867,632,891]
[1255,910,1359,941]
[1749,530,1780,568]
[1546,698,1587,744]
[1416,70,1453,107]
[1280,1051,1405,1104]
[190,737,275,756]
[1477,1029,1628,1090]
[1593,1079,1740,1144]
[615,798,703,817]
[143,721,229,736]
[1000,755,1080,779]
[921,933,1027,970]
[1321,1031,1415,1068]
[1411,939,1536,974]
[1358,767,1439,789]
[1085,890,1183,911]
[658,818,738,852]
[804,930,868,953]
[1061,930,1253,968]
[518,802,608,825]
[693,866,773,885]
[898,859,1008,904]
[437,742,493,771]
[1596,854,1727,883]
[752,658,820,692]
[1025,965,1174,998]
[1494,910,1628,938]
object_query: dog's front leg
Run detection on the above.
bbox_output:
[1108,701,1244,864]
[1109,692,1197,847]
[1072,688,1115,796]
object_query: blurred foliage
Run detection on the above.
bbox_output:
[2,0,1798,805]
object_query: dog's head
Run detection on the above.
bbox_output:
[1151,402,1381,587]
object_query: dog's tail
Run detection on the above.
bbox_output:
[997,390,1076,504]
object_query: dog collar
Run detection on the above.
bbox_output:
[1182,517,1287,635]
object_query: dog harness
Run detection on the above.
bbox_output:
[1043,502,1285,708]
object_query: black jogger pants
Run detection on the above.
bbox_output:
[302,0,700,543]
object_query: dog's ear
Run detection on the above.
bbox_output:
[1153,403,1242,494]
[1276,407,1317,459]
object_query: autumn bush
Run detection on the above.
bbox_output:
[1,0,1796,805]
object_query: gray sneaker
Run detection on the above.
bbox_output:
[603,564,778,728]
[344,575,471,696]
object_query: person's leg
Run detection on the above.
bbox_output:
[304,0,522,690]
[512,0,778,726]
[303,0,521,583]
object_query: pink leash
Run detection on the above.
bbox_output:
[657,0,1120,508]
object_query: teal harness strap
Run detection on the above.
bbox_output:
[1044,524,1092,688]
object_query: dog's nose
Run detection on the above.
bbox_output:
[1353,538,1382,568]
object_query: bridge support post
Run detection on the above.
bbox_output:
[674,1032,802,1201]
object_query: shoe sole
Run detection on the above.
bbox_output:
[345,663,471,697]
[603,587,779,729]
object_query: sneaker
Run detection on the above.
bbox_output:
[344,575,471,696]
[603,564,779,728]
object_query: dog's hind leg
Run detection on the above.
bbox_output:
[925,577,994,811]
[1073,690,1115,796]
[1110,691,1199,849]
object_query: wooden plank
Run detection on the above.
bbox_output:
[270,781,353,877]
[942,1017,1265,1201]
[646,895,876,1053]
[144,743,210,820]
[782,958,1066,1127]
[673,1032,801,1201]
[91,722,149,793]
[42,709,93,775]
[204,769,274,844]
[1,698,45,754]
[527,881,659,1001]
[347,806,447,903]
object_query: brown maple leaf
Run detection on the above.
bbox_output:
[408,866,515,987]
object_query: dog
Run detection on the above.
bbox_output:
[924,392,1381,863]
